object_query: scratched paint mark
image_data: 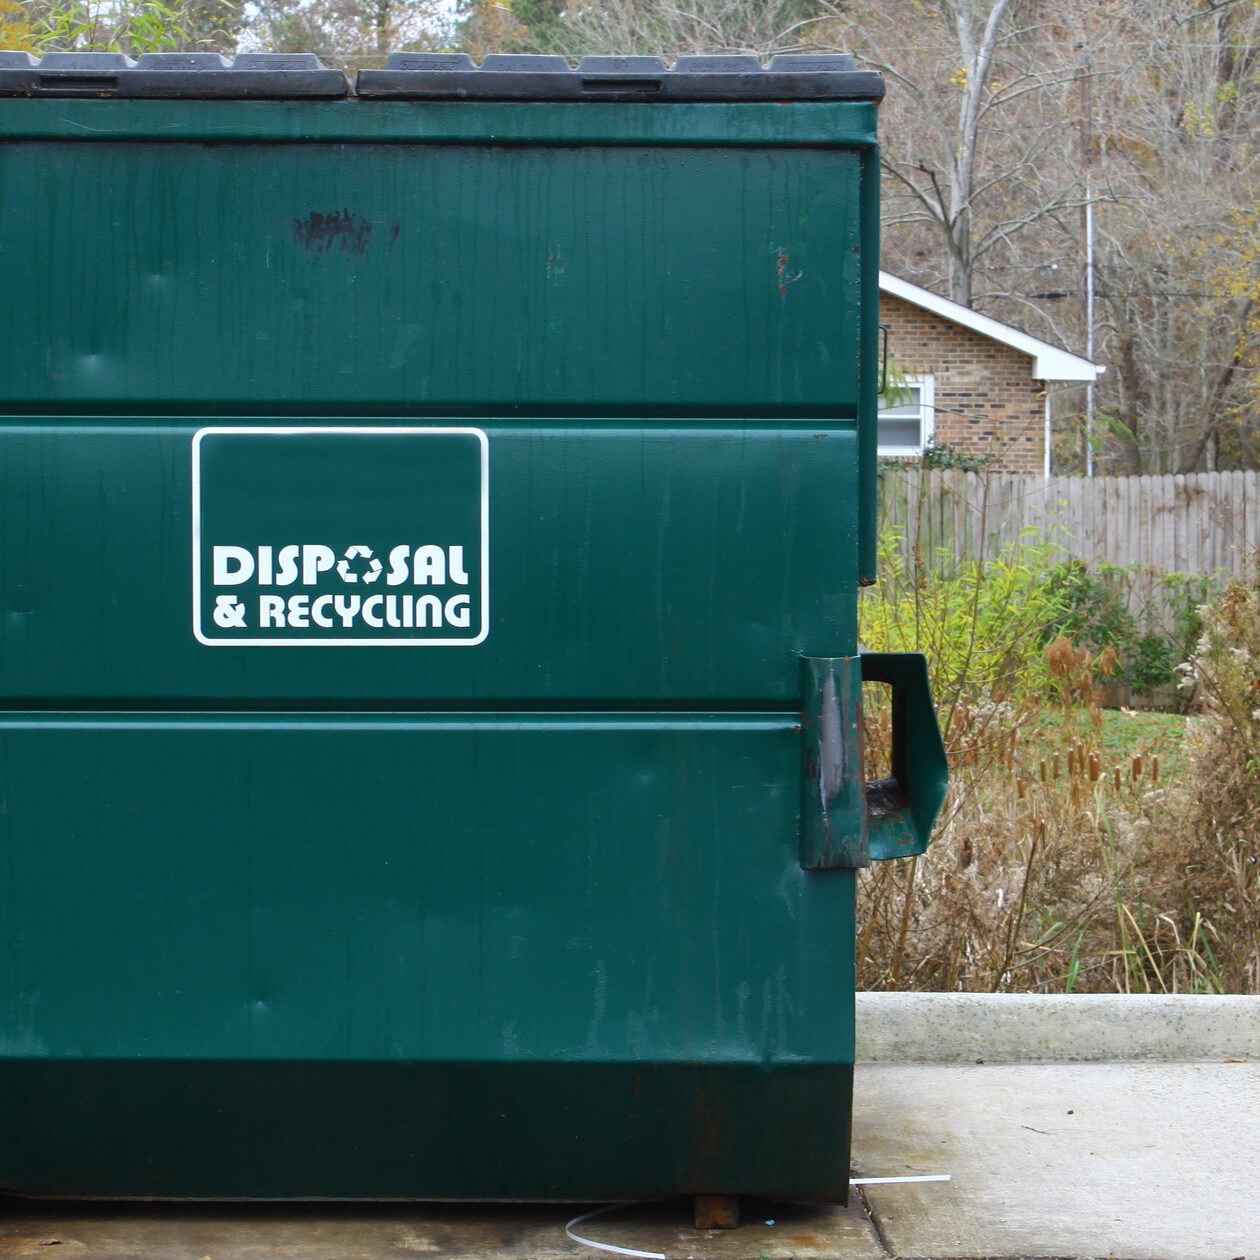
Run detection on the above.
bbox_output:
[583,958,608,1052]
[292,209,373,256]
[774,247,803,297]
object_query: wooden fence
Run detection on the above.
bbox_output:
[878,468,1260,621]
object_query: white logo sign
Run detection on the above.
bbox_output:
[193,427,489,646]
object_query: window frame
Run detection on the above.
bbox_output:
[876,373,935,458]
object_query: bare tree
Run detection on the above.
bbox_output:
[847,0,1260,471]
[834,0,1083,308]
[1084,0,1260,472]
[455,0,1260,471]
[491,0,823,60]
[247,0,447,67]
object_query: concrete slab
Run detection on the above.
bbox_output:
[856,992,1260,1063]
[0,1198,887,1260]
[852,1060,1260,1260]
[6,996,1259,1260]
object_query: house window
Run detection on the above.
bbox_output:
[877,375,935,457]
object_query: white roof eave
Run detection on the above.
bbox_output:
[879,271,1104,383]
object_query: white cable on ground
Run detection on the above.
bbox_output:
[565,1180,950,1258]
[851,1174,951,1184]
[565,1201,666,1260]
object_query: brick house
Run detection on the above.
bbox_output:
[878,272,1103,476]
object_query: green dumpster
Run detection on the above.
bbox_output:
[0,50,947,1204]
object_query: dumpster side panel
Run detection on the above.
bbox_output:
[0,424,858,702]
[0,715,855,1199]
[0,1061,854,1201]
[0,717,849,1062]
[0,140,861,414]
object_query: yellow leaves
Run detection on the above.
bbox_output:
[949,66,968,90]
[1205,202,1260,409]
[0,0,35,49]
[1181,99,1218,137]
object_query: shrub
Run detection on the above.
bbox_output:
[860,530,1066,708]
[919,437,994,474]
[1149,574,1260,991]
[1040,560,1138,660]
[1130,632,1175,693]
[1037,560,1219,699]
[855,535,1256,994]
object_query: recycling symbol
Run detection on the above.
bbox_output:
[336,545,383,583]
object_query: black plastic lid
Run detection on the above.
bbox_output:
[356,52,884,102]
[0,50,881,102]
[0,51,347,98]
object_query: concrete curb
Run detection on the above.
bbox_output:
[855,991,1260,1062]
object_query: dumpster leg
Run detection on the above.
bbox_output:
[694,1195,740,1229]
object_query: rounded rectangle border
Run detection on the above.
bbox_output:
[192,426,489,646]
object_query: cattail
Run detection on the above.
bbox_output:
[1039,758,1047,783]
[1017,779,1027,800]
[1053,752,1060,779]
[1113,766,1121,792]
[1067,749,1076,777]
[1089,753,1100,782]
[1132,754,1142,781]
[1152,755,1160,784]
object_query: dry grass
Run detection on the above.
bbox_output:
[856,590,1260,995]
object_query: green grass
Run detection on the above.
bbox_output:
[1023,708,1191,783]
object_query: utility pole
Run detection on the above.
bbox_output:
[1080,58,1096,477]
